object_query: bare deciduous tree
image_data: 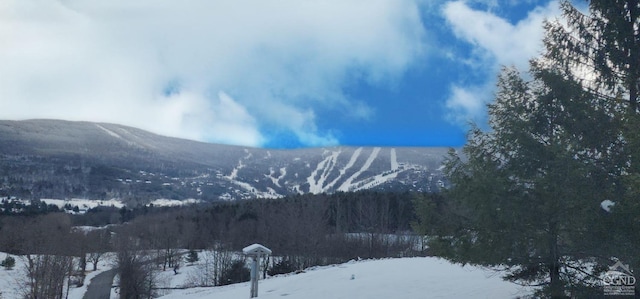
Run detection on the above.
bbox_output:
[186,243,234,287]
[114,231,157,299]
[86,229,112,271]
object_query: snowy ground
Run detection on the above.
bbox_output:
[0,253,113,299]
[1,197,201,215]
[157,257,534,299]
[0,254,534,299]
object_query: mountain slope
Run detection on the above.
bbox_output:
[0,120,449,204]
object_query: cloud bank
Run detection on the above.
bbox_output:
[0,0,426,147]
[442,0,559,126]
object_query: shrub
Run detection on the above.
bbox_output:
[186,250,199,264]
[220,260,250,286]
[268,259,297,276]
[0,256,15,270]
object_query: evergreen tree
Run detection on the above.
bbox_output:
[546,0,640,282]
[545,0,640,113]
[0,255,14,270]
[186,250,199,264]
[422,64,620,298]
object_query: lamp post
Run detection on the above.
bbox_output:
[242,244,272,298]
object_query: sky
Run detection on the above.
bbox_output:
[0,0,565,149]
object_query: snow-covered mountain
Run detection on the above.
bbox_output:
[0,120,449,204]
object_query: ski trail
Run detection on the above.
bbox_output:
[278,167,287,182]
[324,147,362,191]
[307,150,341,194]
[226,160,244,180]
[96,124,149,149]
[348,148,402,192]
[390,148,398,171]
[95,124,122,139]
[224,149,283,198]
[226,149,252,180]
[265,167,287,188]
[352,170,400,192]
[338,147,381,192]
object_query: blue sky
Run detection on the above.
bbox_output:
[0,0,562,148]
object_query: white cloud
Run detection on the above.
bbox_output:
[445,84,492,125]
[0,0,426,147]
[157,91,264,146]
[441,0,559,125]
[443,0,558,70]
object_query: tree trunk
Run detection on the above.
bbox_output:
[550,259,563,298]
[549,223,564,298]
[629,2,639,114]
[629,82,638,114]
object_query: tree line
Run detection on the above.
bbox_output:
[0,190,436,298]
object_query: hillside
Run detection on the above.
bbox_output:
[156,257,533,299]
[0,254,534,299]
[0,119,449,204]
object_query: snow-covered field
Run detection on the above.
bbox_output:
[157,257,533,299]
[0,254,534,299]
[41,198,126,211]
[0,197,201,215]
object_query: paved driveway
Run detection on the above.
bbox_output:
[83,269,116,299]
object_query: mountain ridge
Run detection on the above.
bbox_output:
[0,119,449,204]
